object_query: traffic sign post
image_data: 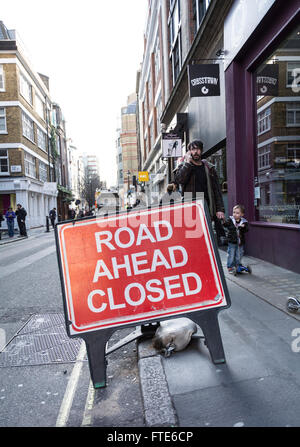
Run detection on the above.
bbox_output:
[55,200,231,388]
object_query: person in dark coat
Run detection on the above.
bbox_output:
[174,140,225,220]
[15,203,27,237]
[49,207,57,228]
[174,140,225,246]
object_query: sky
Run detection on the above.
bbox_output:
[1,0,148,187]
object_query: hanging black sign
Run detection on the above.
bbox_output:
[256,64,279,96]
[188,64,220,97]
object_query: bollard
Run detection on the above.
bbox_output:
[46,216,50,232]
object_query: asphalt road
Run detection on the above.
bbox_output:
[0,230,145,427]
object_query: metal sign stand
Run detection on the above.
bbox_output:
[80,307,225,389]
[189,310,225,364]
[81,323,160,389]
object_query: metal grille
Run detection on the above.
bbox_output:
[0,313,83,367]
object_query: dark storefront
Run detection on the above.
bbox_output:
[225,1,300,272]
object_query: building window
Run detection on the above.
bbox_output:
[286,102,300,126]
[148,73,152,109]
[287,62,300,88]
[35,94,45,120]
[39,160,48,182]
[51,109,57,127]
[22,112,35,142]
[24,152,36,178]
[258,144,271,170]
[172,37,181,84]
[37,127,47,151]
[255,24,300,225]
[149,118,154,148]
[20,73,33,105]
[56,135,61,155]
[257,107,271,135]
[192,0,211,36]
[169,0,182,85]
[0,107,7,133]
[0,149,9,174]
[154,34,160,83]
[287,144,300,166]
[0,65,5,91]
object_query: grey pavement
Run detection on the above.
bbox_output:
[0,225,51,245]
[138,249,300,427]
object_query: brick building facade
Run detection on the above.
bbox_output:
[0,21,70,228]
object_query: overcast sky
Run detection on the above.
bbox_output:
[2,0,147,187]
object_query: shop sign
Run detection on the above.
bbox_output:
[162,133,182,157]
[188,64,220,97]
[138,171,149,182]
[10,165,22,172]
[256,64,279,96]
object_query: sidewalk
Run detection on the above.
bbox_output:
[0,225,50,246]
[138,248,300,427]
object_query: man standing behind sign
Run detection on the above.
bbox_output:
[174,140,225,221]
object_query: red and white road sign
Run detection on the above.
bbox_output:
[56,200,228,335]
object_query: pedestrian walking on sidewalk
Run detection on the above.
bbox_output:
[15,203,27,237]
[5,207,16,238]
[223,204,248,273]
[174,140,225,242]
[49,207,57,229]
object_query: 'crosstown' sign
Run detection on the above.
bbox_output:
[56,200,229,336]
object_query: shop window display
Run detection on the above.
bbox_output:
[254,24,300,224]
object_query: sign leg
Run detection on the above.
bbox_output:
[83,330,114,389]
[190,310,226,364]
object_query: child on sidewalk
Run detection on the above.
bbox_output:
[223,204,249,273]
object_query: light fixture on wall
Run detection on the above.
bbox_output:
[215,49,226,57]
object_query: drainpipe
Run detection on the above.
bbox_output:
[45,96,51,181]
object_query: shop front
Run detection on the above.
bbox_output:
[0,178,57,230]
[224,0,300,272]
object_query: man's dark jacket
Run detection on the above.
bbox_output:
[15,207,27,222]
[174,160,225,217]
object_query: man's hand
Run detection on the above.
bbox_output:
[184,150,192,163]
[216,211,225,220]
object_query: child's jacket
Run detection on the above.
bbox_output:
[223,216,248,245]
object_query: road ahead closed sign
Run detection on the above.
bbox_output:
[56,200,229,336]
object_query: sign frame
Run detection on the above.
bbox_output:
[55,200,231,388]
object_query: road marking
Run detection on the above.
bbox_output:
[81,379,96,426]
[56,341,86,427]
[0,245,55,278]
